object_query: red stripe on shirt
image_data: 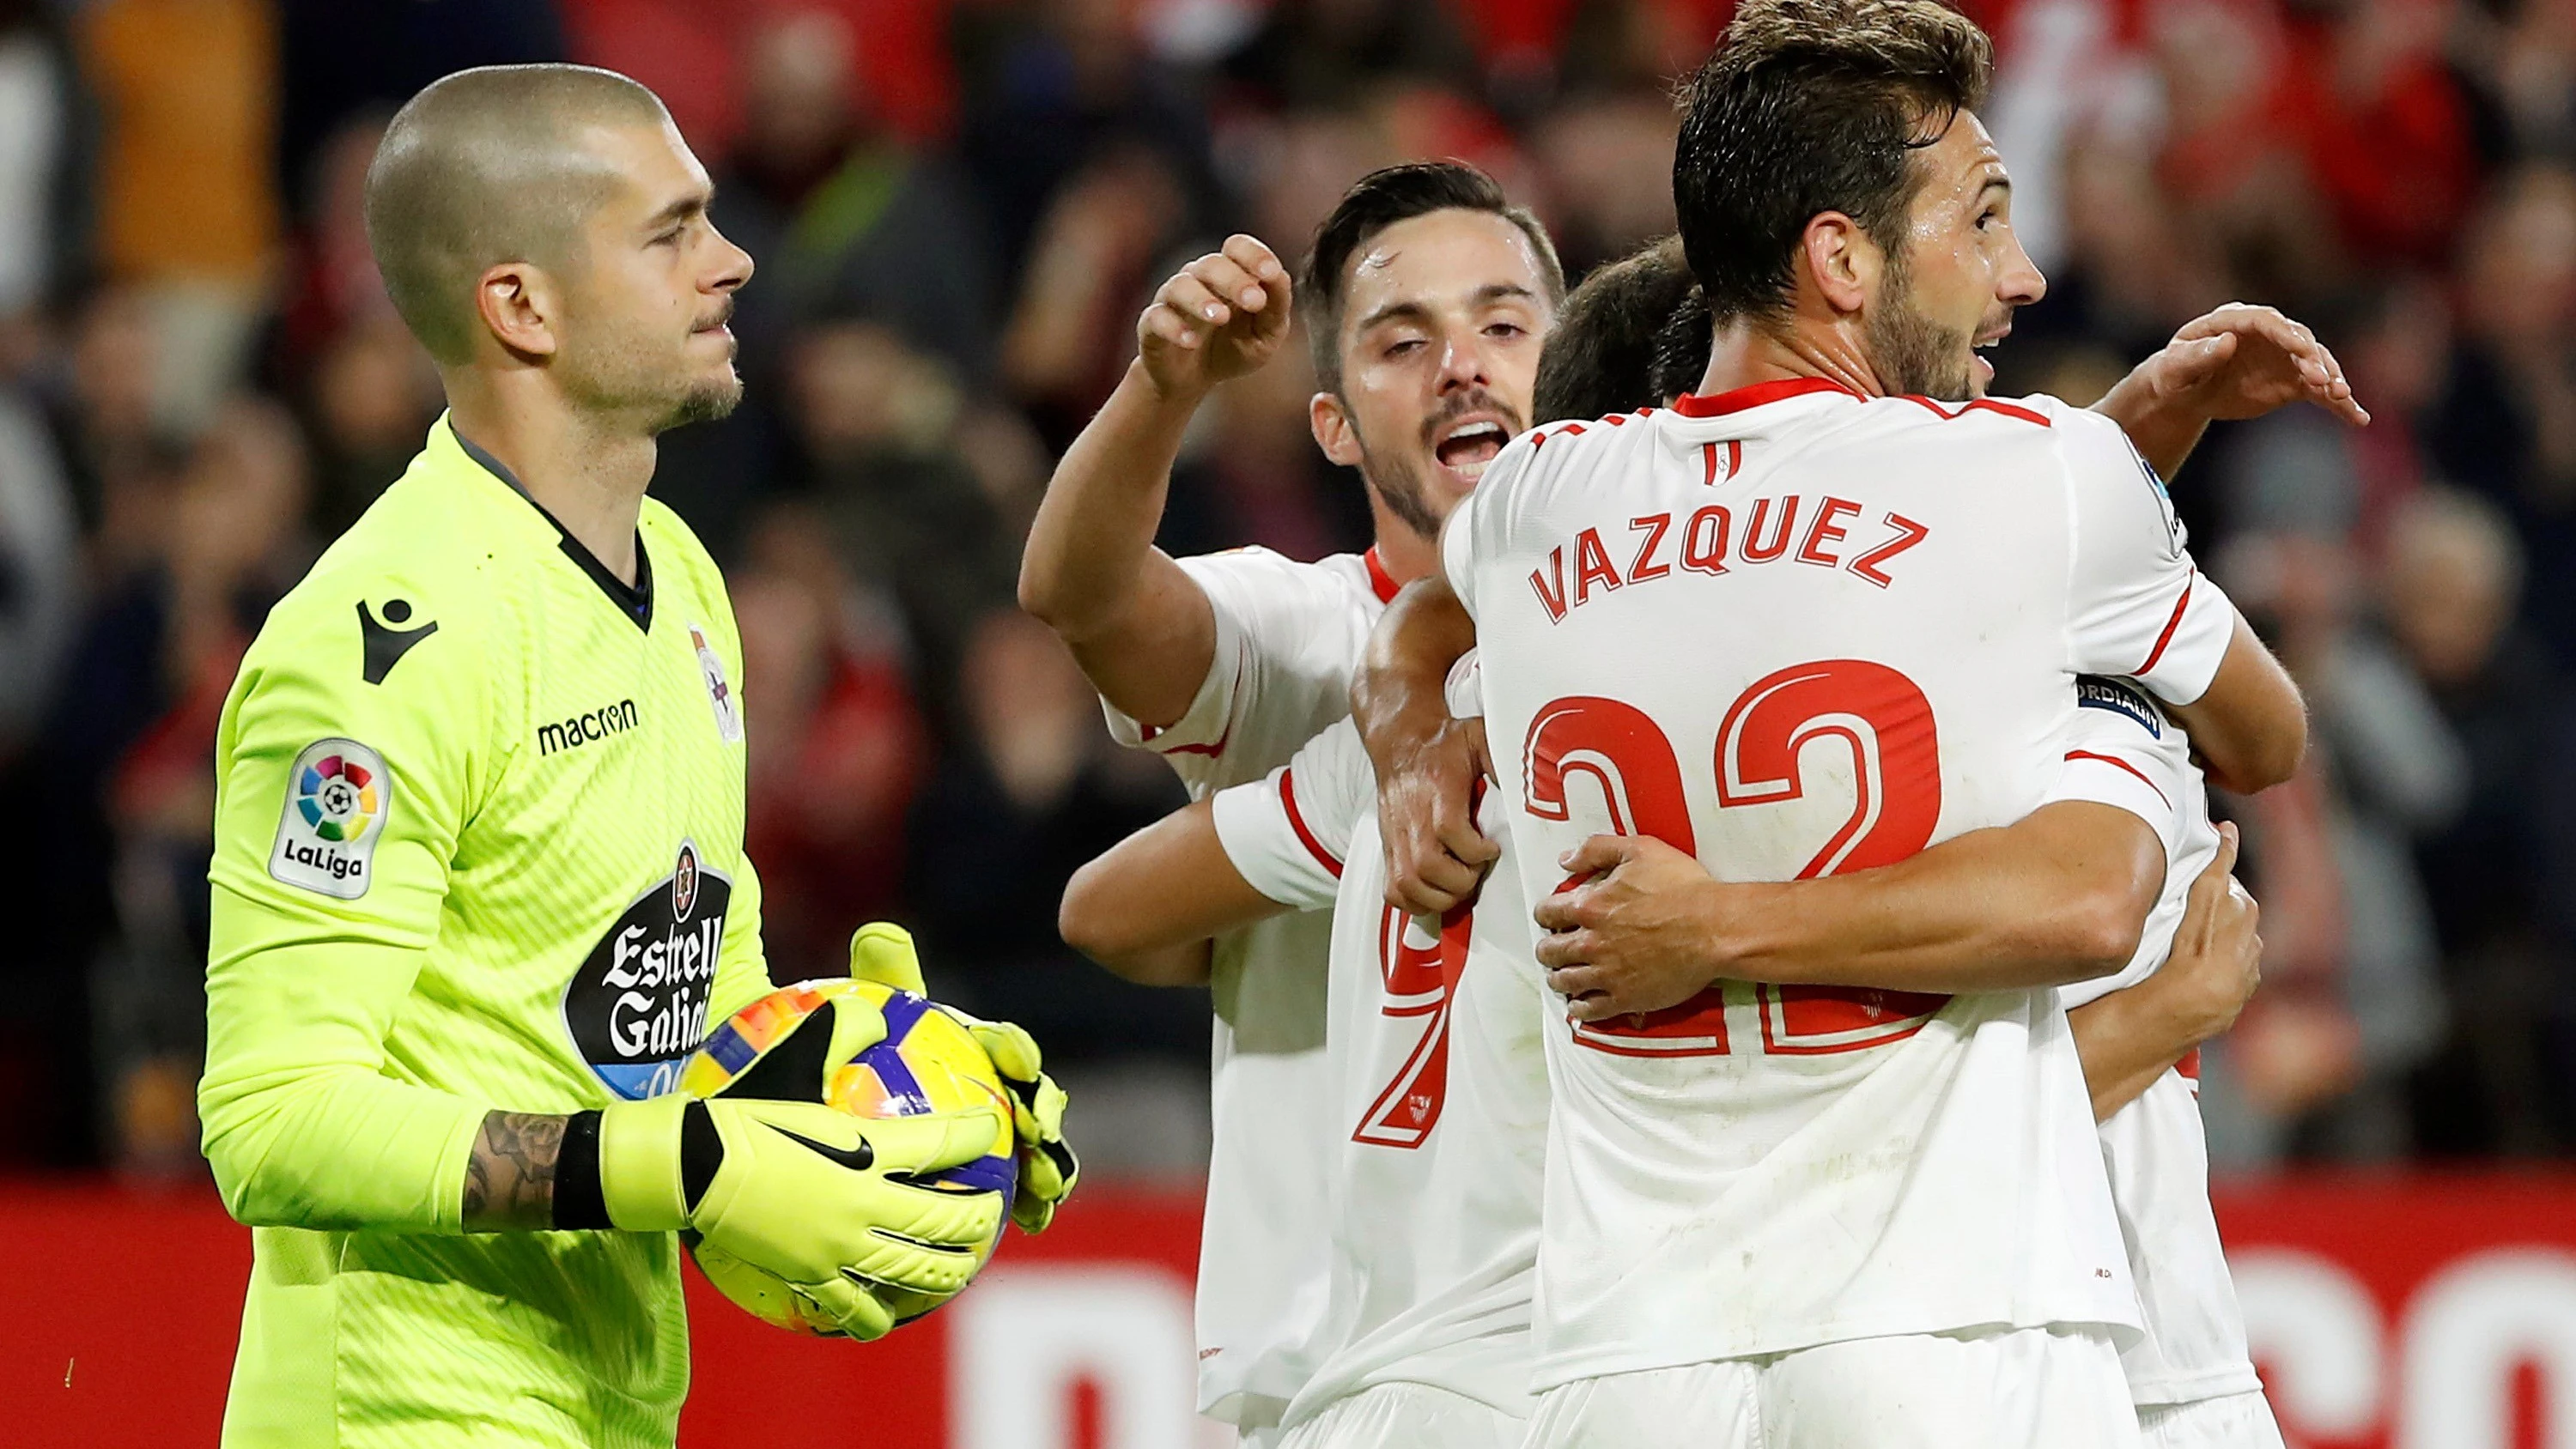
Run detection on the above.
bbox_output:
[2066,749,2172,809]
[2177,1047,2201,1081]
[2138,573,2197,676]
[1279,769,1343,877]
[1963,397,2051,427]
[1364,546,1400,604]
[1672,377,1856,416]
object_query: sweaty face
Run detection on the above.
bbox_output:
[552,121,755,431]
[1865,111,2042,401]
[1324,209,1552,537]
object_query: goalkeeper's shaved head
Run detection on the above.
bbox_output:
[367,64,673,365]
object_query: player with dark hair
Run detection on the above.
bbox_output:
[199,65,1071,1448]
[1029,139,2345,1442]
[1530,234,1719,423]
[1019,161,1564,1441]
[1346,0,2364,1440]
[1531,236,1695,422]
[1521,226,2287,1448]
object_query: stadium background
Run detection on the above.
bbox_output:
[1,0,2574,1442]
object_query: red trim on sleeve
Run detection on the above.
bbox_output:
[1279,769,1343,877]
[2066,749,2172,809]
[2137,573,2197,676]
[1672,377,1857,416]
[1156,724,1233,758]
[1364,547,1400,604]
[2176,1047,2201,1081]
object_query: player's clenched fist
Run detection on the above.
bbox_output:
[1138,233,1293,400]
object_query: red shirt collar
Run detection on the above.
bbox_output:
[1363,546,1400,604]
[1670,376,1859,418]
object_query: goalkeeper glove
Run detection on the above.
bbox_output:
[552,991,1005,1342]
[849,922,1080,1234]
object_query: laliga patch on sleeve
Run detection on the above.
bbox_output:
[270,737,392,900]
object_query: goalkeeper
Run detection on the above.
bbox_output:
[198,64,1072,1449]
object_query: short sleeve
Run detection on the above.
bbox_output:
[2058,408,2236,705]
[1098,547,1357,785]
[1208,718,1375,911]
[2043,678,2190,857]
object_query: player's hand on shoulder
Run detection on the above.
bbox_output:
[2142,822,2263,1045]
[1376,715,1498,916]
[2147,304,2370,427]
[1534,834,1726,1021]
[1138,234,1292,400]
[848,923,1079,1234]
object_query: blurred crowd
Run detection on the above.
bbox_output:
[0,0,2572,1178]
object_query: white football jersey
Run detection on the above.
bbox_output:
[2052,682,2262,1409]
[1210,715,1552,1429]
[1101,545,1400,1424]
[1440,379,2239,1386]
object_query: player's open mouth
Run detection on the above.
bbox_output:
[1971,328,2008,386]
[1433,418,1510,482]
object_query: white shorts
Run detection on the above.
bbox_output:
[1522,1325,2142,1449]
[2136,1392,2287,1449]
[1278,1381,1524,1449]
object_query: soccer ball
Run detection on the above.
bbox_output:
[675,978,1018,1334]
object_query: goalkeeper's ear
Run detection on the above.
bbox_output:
[848,921,929,995]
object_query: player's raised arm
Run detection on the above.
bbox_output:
[1018,235,1294,729]
[2068,824,2263,1121]
[2092,303,2369,483]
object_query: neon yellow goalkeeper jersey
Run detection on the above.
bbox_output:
[201,415,776,1448]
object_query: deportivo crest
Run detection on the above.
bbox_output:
[269,738,390,900]
[562,839,732,1099]
[672,840,701,920]
[689,622,744,745]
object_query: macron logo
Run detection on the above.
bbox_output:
[539,699,641,756]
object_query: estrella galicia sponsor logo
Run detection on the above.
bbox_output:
[562,840,731,1099]
[269,737,391,900]
[538,698,640,756]
[2076,675,2165,738]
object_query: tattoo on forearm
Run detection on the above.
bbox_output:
[463,1111,565,1231]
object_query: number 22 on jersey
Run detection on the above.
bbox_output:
[1526,658,1950,1059]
